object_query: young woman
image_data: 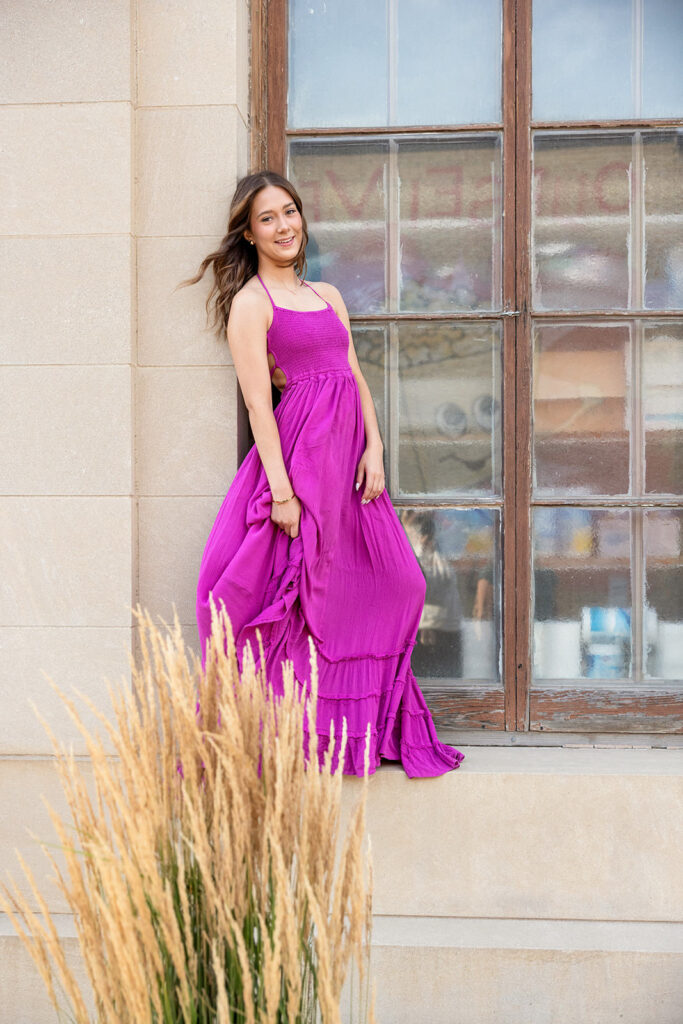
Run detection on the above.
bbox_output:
[184,169,464,778]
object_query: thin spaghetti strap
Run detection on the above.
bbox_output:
[255,272,276,310]
[302,279,329,305]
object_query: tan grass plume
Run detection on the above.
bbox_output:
[0,597,376,1024]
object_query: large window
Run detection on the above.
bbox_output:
[252,0,682,734]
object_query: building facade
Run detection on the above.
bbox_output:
[1,1,681,1021]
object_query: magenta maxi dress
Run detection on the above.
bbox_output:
[196,273,465,777]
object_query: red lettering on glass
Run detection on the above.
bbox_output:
[299,179,321,221]
[326,166,384,219]
[299,179,322,221]
[425,165,464,217]
[594,161,630,214]
[469,175,495,220]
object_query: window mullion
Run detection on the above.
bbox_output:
[387,0,398,126]
[631,320,645,682]
[511,0,533,729]
[386,138,401,496]
[632,0,644,120]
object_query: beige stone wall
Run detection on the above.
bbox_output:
[0,2,248,1011]
[134,0,248,659]
[1,0,248,762]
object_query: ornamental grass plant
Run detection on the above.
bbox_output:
[0,599,376,1024]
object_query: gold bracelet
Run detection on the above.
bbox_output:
[272,492,295,504]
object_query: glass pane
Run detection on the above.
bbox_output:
[533,323,631,496]
[288,139,389,314]
[533,508,632,680]
[398,322,502,496]
[643,0,683,118]
[396,0,501,125]
[533,134,631,310]
[399,507,500,681]
[644,322,683,495]
[288,0,388,128]
[353,325,388,444]
[533,0,683,121]
[644,132,683,310]
[398,136,502,312]
[645,509,683,679]
[288,0,502,129]
[532,0,632,121]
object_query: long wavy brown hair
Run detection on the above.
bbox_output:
[177,170,310,338]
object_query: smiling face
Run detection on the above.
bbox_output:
[244,184,304,268]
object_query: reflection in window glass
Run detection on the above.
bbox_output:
[645,509,683,679]
[398,322,502,497]
[532,134,632,311]
[290,135,504,316]
[399,507,500,681]
[398,136,502,312]
[644,133,683,310]
[533,323,631,496]
[353,326,388,445]
[644,323,683,495]
[533,0,683,121]
[533,508,632,679]
[533,132,683,312]
[289,139,389,314]
[397,0,501,125]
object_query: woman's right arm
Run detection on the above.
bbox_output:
[226,291,301,538]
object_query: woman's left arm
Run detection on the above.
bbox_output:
[323,284,385,503]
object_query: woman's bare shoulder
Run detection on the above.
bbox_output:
[232,275,268,308]
[309,280,346,310]
[227,278,271,341]
[229,277,270,322]
[309,279,342,297]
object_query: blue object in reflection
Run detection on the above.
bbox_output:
[581,606,631,678]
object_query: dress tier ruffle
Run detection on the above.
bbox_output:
[196,279,464,778]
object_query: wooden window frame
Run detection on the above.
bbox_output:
[250,0,683,735]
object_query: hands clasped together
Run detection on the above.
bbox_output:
[270,444,385,539]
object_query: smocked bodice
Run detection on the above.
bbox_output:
[255,273,353,386]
